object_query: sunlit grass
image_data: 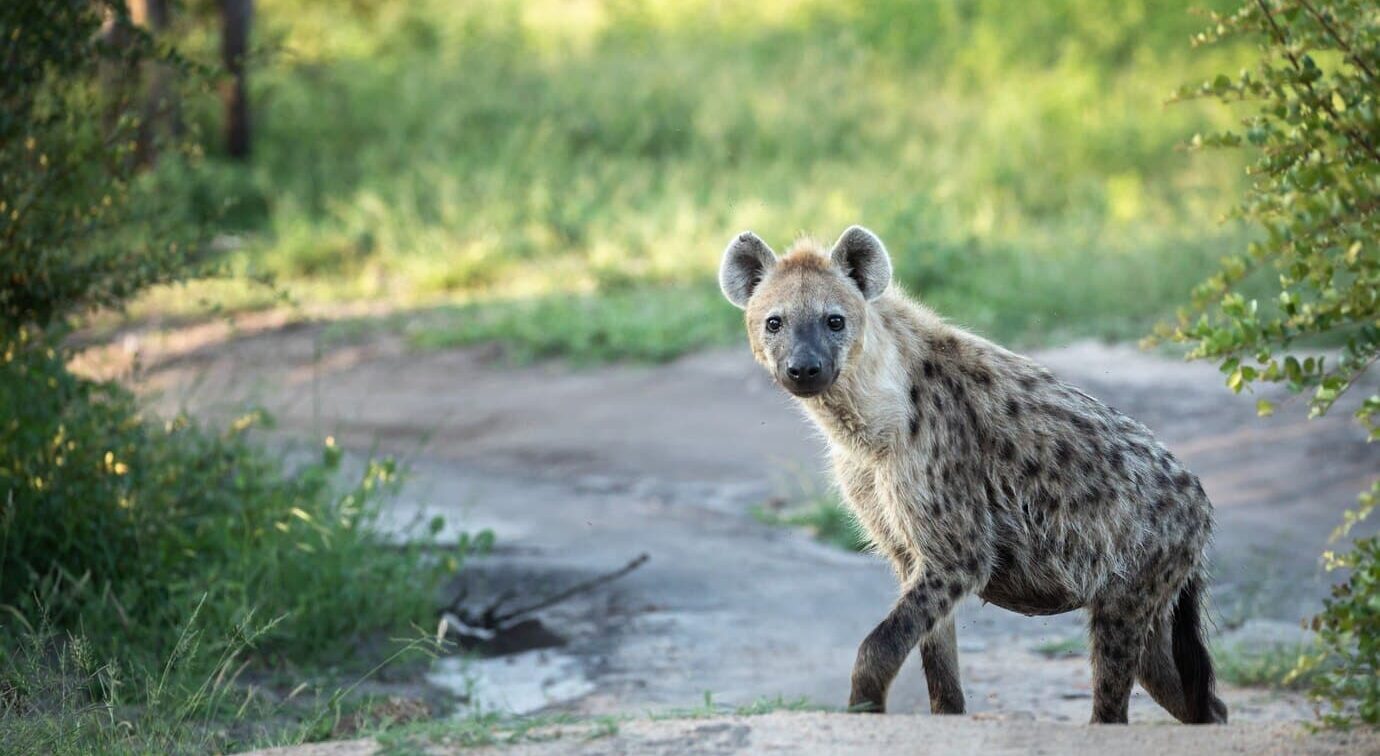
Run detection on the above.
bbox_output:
[135,0,1260,361]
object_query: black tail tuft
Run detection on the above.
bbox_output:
[1171,576,1222,724]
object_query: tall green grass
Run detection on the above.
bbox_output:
[0,333,477,752]
[143,0,1259,360]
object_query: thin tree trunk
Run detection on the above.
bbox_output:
[98,4,135,140]
[220,0,252,160]
[133,0,174,167]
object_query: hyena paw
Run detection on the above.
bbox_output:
[847,686,887,714]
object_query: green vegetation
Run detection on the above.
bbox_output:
[375,712,621,753]
[1214,642,1318,691]
[754,485,871,553]
[1164,0,1379,727]
[410,285,742,365]
[1032,635,1088,659]
[139,0,1262,362]
[376,695,817,753]
[0,3,476,751]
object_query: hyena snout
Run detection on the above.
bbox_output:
[783,344,834,396]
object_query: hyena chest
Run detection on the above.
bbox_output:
[831,446,963,561]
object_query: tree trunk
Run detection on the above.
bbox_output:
[220,0,252,160]
[132,0,174,168]
[98,4,135,139]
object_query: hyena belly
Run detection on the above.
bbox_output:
[973,393,1192,617]
[978,527,1087,616]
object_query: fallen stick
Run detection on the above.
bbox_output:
[486,552,651,627]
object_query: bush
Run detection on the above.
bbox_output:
[0,332,461,667]
[0,1,214,329]
[1169,0,1379,726]
[1,4,475,750]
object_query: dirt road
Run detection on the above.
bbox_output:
[79,315,1377,736]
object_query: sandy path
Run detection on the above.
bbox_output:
[248,711,1380,756]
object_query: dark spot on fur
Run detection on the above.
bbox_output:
[999,439,1016,461]
[923,360,937,379]
[909,414,919,436]
[909,384,919,403]
[1054,440,1073,466]
[1005,398,1021,418]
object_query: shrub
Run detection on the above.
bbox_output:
[1169,0,1378,726]
[0,332,464,667]
[1,8,474,752]
[1,1,215,330]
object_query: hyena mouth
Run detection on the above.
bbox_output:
[781,369,839,398]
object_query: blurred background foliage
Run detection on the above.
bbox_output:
[144,0,1260,355]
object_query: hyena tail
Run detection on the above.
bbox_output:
[1170,575,1226,724]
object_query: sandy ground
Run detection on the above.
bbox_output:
[76,314,1379,751]
[247,711,1380,756]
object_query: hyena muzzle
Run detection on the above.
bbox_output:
[719,226,1228,725]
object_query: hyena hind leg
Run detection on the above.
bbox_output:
[1088,601,1153,724]
[920,613,965,714]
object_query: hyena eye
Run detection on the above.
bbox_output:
[827,314,845,331]
[765,316,783,333]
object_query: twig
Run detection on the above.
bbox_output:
[1294,0,1377,82]
[488,553,650,627]
[1254,0,1380,166]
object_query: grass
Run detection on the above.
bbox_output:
[409,285,743,365]
[1213,642,1320,692]
[0,600,442,754]
[1032,635,1088,659]
[127,0,1263,363]
[374,712,620,753]
[753,480,871,553]
[373,694,818,752]
[375,695,819,753]
[0,337,485,753]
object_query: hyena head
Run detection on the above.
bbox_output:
[719,226,892,398]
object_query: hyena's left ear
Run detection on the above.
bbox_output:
[719,231,778,309]
[830,225,892,301]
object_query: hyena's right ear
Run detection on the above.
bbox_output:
[719,231,778,309]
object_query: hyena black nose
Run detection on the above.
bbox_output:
[786,359,822,380]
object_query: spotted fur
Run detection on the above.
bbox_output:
[720,227,1227,724]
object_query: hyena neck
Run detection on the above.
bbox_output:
[803,302,914,454]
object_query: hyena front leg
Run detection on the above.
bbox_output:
[878,547,964,713]
[849,569,976,713]
[920,614,965,714]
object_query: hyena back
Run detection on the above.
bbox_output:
[719,226,1227,725]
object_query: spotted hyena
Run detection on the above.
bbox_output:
[718,226,1228,724]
